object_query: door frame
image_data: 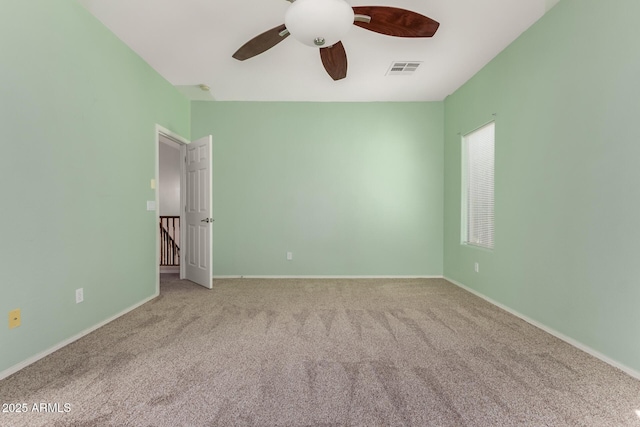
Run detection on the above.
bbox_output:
[155,125,189,295]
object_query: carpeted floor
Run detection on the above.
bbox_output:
[1,276,639,426]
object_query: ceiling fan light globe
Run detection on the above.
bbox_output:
[284,0,354,47]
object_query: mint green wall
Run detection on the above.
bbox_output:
[192,102,443,276]
[0,1,189,373]
[444,0,640,373]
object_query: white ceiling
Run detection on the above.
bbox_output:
[80,0,560,102]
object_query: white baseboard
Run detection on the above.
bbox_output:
[0,292,159,381]
[444,276,640,381]
[213,275,444,279]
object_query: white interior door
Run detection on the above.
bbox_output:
[185,135,213,289]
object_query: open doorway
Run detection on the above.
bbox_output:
[155,126,213,293]
[158,135,182,274]
[155,126,188,295]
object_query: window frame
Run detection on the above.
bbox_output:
[461,121,495,250]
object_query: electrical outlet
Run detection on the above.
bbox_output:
[286,252,293,261]
[76,288,84,304]
[9,309,20,329]
[474,262,479,273]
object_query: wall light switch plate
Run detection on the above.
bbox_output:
[146,201,156,211]
[76,288,84,304]
[150,179,156,190]
[287,252,293,260]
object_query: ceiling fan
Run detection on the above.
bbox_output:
[232,0,439,81]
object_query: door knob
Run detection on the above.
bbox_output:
[200,218,213,223]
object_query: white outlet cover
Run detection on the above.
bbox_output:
[76,288,84,303]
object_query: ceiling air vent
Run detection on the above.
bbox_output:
[386,61,421,76]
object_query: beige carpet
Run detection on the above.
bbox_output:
[1,276,639,426]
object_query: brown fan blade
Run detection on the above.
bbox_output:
[232,24,289,61]
[320,41,347,81]
[352,6,439,37]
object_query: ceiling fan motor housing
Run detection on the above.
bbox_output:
[284,0,355,47]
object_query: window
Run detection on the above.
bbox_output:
[463,122,495,249]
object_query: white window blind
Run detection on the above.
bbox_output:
[463,122,495,249]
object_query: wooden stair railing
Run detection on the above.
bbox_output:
[160,216,180,266]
